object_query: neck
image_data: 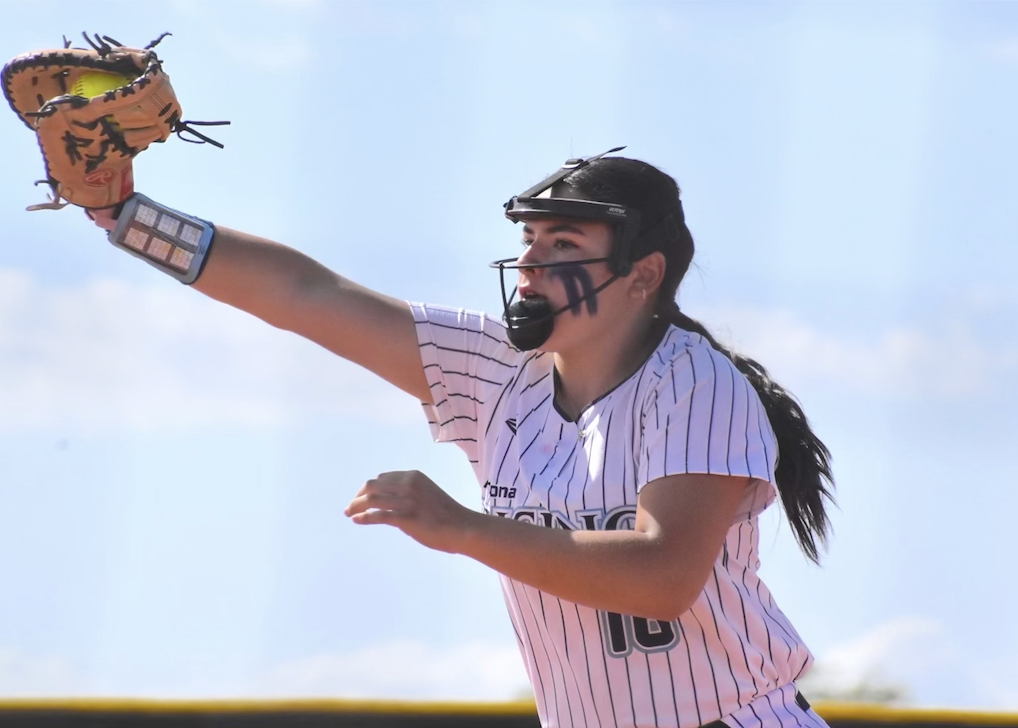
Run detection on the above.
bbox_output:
[553,315,664,421]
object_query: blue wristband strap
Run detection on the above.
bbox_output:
[107,194,215,285]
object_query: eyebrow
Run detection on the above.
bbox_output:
[522,223,588,236]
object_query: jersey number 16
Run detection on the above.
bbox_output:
[601,611,681,658]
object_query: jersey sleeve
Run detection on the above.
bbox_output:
[638,336,779,520]
[410,302,521,464]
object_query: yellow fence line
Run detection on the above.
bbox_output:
[810,703,1018,726]
[0,697,539,715]
[0,698,1016,726]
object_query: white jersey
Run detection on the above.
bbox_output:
[412,303,826,728]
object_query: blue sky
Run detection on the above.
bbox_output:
[1,0,1016,709]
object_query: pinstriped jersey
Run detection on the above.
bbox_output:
[412,302,825,728]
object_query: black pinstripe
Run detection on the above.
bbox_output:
[572,603,604,728]
[739,377,753,478]
[643,654,660,727]
[600,410,614,509]
[595,612,621,728]
[691,608,723,720]
[484,351,544,439]
[536,589,572,728]
[677,620,702,726]
[723,359,736,476]
[420,341,517,367]
[508,578,552,719]
[660,651,680,728]
[684,350,696,472]
[621,653,637,727]
[706,571,744,703]
[556,442,580,514]
[424,365,505,388]
[705,349,719,474]
[412,304,823,728]
[628,363,650,481]
[554,599,591,728]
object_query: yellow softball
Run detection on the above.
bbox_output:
[71,71,133,98]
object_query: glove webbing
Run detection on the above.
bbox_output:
[4,32,229,147]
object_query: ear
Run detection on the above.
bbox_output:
[626,251,666,301]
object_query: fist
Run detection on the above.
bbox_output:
[344,470,475,554]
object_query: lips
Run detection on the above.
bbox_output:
[517,283,547,303]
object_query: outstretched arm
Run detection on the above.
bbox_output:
[344,470,750,621]
[90,210,431,403]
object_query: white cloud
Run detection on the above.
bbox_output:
[695,304,1018,400]
[799,617,1018,710]
[797,617,956,707]
[801,616,948,694]
[0,649,85,696]
[963,284,1018,312]
[970,656,1018,710]
[0,641,529,700]
[986,39,1018,63]
[258,640,530,701]
[0,270,422,432]
[5,273,1013,433]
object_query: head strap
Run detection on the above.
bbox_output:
[509,146,625,202]
[504,146,644,275]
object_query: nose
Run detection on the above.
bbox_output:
[515,242,544,272]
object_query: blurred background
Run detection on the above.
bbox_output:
[0,0,1015,710]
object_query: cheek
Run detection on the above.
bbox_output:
[550,266,600,316]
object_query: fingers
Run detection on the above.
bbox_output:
[86,206,118,231]
[344,470,467,554]
[348,507,401,526]
[343,470,425,520]
[344,490,411,519]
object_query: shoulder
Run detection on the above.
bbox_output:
[643,324,744,389]
[411,302,519,355]
[410,302,508,342]
[636,324,766,426]
[411,302,531,382]
[636,324,779,495]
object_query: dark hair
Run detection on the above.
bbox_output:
[562,157,835,563]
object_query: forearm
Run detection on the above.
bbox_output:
[457,510,702,621]
[192,226,346,330]
[347,472,745,621]
[87,202,431,400]
[193,226,429,399]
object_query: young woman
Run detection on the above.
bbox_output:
[90,148,834,728]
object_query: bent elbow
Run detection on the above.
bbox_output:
[643,603,693,623]
[638,588,700,623]
[637,565,714,621]
[628,541,716,621]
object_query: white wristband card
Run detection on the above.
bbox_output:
[108,194,214,284]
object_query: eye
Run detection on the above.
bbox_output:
[520,238,534,248]
[553,238,578,251]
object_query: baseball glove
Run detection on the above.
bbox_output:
[2,32,228,211]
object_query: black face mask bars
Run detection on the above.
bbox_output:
[491,147,635,350]
[489,255,621,351]
[491,147,690,350]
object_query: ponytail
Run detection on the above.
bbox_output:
[665,303,835,563]
[555,154,834,560]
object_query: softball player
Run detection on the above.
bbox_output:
[90,149,834,728]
